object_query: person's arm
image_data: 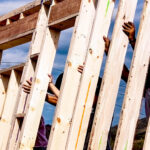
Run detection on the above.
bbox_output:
[48,74,60,98]
[122,21,136,49]
[46,94,58,106]
[103,36,110,55]
[22,77,59,106]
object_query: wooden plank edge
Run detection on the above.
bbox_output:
[0,63,25,75]
[0,30,33,50]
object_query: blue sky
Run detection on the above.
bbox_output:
[0,0,146,125]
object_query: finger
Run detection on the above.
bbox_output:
[22,86,31,91]
[26,80,32,86]
[23,87,30,92]
[124,22,132,28]
[48,74,53,79]
[122,29,129,36]
[22,84,31,89]
[48,74,51,78]
[128,21,134,27]
[78,65,84,68]
[23,89,30,94]
[103,36,107,42]
[78,68,83,73]
[122,24,130,30]
[103,36,110,42]
[48,75,52,80]
[78,66,84,71]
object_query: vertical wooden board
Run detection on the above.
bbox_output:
[30,5,49,55]
[17,60,36,114]
[88,0,138,149]
[66,0,115,149]
[0,75,9,117]
[18,28,60,150]
[0,75,9,118]
[0,70,21,150]
[7,4,52,150]
[114,1,150,149]
[47,0,96,149]
[6,60,35,150]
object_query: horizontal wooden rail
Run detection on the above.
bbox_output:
[0,0,81,50]
[0,63,25,75]
[49,0,81,30]
[0,12,38,50]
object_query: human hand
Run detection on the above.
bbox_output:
[103,36,110,55]
[122,22,135,42]
[78,65,84,74]
[22,79,32,94]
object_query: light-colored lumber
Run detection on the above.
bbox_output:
[18,28,60,150]
[0,70,21,150]
[6,61,35,150]
[0,75,9,118]
[88,0,138,149]
[6,4,52,149]
[47,0,96,149]
[0,0,81,50]
[114,1,150,149]
[0,64,24,118]
[6,2,60,149]
[66,0,115,149]
[17,13,60,150]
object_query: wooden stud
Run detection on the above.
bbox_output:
[18,28,60,150]
[0,0,149,149]
[88,0,138,149]
[17,14,60,150]
[0,64,24,118]
[6,4,50,150]
[66,0,115,149]
[0,70,21,150]
[0,75,9,118]
[47,0,96,149]
[114,1,150,149]
[6,2,60,150]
